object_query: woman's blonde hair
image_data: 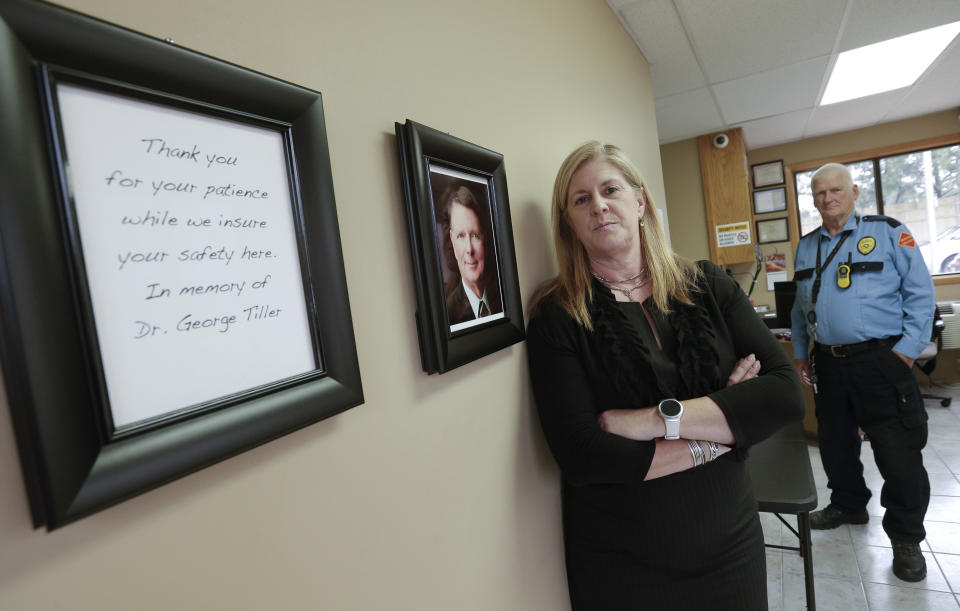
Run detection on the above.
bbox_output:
[529,141,699,329]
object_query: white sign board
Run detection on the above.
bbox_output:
[56,84,317,428]
[715,221,752,248]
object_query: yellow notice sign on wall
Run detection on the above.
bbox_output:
[716,221,751,248]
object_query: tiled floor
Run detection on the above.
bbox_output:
[762,381,960,610]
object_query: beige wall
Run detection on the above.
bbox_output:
[749,110,960,174]
[660,138,709,261]
[0,1,663,609]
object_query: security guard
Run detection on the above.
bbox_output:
[790,162,934,582]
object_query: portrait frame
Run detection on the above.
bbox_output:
[395,120,525,374]
[753,186,788,215]
[0,0,363,529]
[751,159,785,189]
[756,217,790,244]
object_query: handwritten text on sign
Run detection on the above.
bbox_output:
[56,84,317,428]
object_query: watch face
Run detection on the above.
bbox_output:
[660,399,682,417]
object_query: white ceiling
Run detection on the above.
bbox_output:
[606,0,960,150]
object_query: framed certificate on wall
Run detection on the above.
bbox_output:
[756,217,790,243]
[753,187,788,214]
[751,160,785,188]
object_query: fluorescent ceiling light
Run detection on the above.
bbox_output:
[821,20,960,105]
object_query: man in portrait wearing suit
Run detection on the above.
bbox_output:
[439,181,502,325]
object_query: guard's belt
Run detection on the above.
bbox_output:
[814,336,900,358]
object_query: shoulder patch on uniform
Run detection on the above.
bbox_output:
[857,237,876,254]
[862,214,901,228]
[898,231,916,248]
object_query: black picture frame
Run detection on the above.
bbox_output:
[0,0,362,529]
[756,217,790,244]
[753,186,788,215]
[751,159,785,189]
[395,120,524,374]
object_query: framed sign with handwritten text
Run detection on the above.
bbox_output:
[0,0,362,529]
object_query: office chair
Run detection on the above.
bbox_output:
[915,308,952,407]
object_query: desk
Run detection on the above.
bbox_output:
[747,422,819,610]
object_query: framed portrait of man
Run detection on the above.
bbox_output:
[395,120,524,374]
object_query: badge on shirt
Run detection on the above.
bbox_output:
[898,232,916,248]
[857,237,875,255]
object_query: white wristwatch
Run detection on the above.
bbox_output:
[657,398,684,440]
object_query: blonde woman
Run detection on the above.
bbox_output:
[527,142,804,609]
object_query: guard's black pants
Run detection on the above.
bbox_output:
[812,345,929,543]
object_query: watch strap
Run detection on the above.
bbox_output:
[664,419,680,440]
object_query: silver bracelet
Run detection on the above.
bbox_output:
[687,439,704,466]
[708,441,719,461]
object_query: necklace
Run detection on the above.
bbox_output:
[592,268,649,301]
[591,266,646,284]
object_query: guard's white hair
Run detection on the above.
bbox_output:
[811,162,854,188]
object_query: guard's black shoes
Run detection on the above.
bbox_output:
[809,504,869,529]
[892,541,926,582]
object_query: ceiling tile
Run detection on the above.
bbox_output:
[884,43,960,121]
[654,88,725,143]
[675,0,845,82]
[608,0,960,147]
[712,56,827,124]
[737,109,812,150]
[804,89,906,138]
[606,0,639,11]
[619,0,707,97]
[838,0,960,51]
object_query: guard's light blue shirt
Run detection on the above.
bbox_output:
[790,214,934,360]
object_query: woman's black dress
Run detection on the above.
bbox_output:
[527,260,804,610]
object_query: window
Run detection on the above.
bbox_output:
[794,144,960,275]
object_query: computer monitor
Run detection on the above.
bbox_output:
[773,281,796,328]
